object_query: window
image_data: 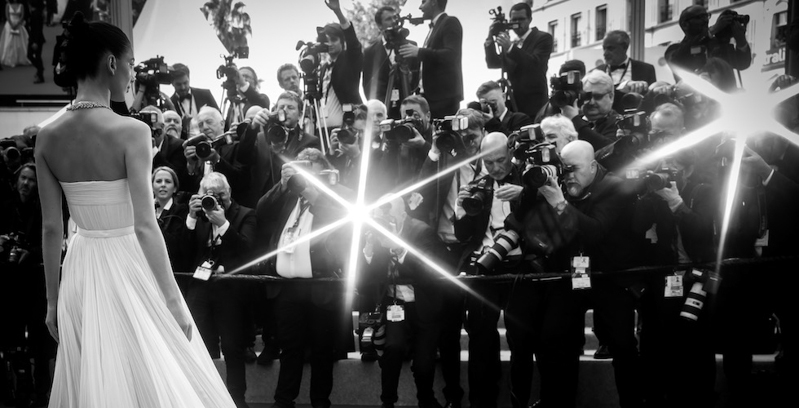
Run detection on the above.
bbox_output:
[659,0,673,23]
[549,20,558,52]
[571,13,582,48]
[596,5,607,42]
[772,11,789,49]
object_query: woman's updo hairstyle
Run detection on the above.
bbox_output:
[54,12,131,87]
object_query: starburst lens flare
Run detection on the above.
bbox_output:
[714,137,746,275]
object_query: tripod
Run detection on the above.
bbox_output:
[498,49,518,113]
[300,72,332,156]
[220,81,245,131]
[383,53,413,118]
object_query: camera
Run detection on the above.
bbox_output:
[476,230,520,274]
[624,163,678,194]
[549,71,588,108]
[185,133,234,160]
[201,194,219,212]
[134,56,172,88]
[2,232,27,264]
[380,110,423,143]
[297,29,329,76]
[716,10,750,39]
[433,115,470,156]
[337,104,358,146]
[358,310,384,357]
[286,161,339,194]
[516,143,572,190]
[488,6,521,36]
[263,109,290,145]
[462,176,493,217]
[680,269,721,321]
[1,139,20,161]
[131,111,159,129]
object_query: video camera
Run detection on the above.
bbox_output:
[516,143,573,190]
[549,71,589,108]
[296,31,328,100]
[433,115,470,156]
[380,110,423,143]
[462,176,493,217]
[489,6,521,36]
[135,56,172,88]
[216,47,249,101]
[384,14,424,54]
[184,132,234,160]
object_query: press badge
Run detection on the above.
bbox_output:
[571,256,591,290]
[664,272,684,298]
[280,227,298,254]
[193,260,214,281]
[391,89,400,102]
[387,304,405,322]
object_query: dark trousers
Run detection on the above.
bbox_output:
[380,299,441,405]
[425,97,460,119]
[513,91,547,122]
[639,274,716,408]
[28,41,43,75]
[586,279,644,408]
[437,246,465,405]
[505,279,583,408]
[273,285,340,408]
[465,281,509,408]
[187,278,253,400]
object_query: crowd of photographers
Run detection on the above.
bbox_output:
[2,0,799,407]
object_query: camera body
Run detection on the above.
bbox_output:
[131,111,160,130]
[380,114,423,144]
[337,104,358,145]
[134,56,172,88]
[515,143,572,190]
[549,71,586,108]
[462,176,494,217]
[624,163,678,194]
[433,115,470,156]
[2,232,27,264]
[286,161,339,194]
[185,133,234,160]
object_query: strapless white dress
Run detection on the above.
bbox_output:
[49,179,235,408]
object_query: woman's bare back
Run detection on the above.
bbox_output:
[37,108,150,183]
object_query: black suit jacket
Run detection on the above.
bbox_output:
[485,111,534,135]
[326,24,363,106]
[418,13,463,104]
[594,59,657,87]
[170,87,219,118]
[363,216,446,315]
[362,39,420,106]
[157,201,190,272]
[186,201,256,272]
[485,27,553,118]
[255,182,353,305]
[153,135,192,194]
[572,111,620,152]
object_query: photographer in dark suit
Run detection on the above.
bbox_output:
[560,70,620,151]
[184,171,256,408]
[484,2,553,119]
[593,30,657,113]
[319,0,363,131]
[476,80,533,136]
[170,63,220,120]
[255,148,352,408]
[363,196,446,408]
[399,0,463,118]
[363,6,420,119]
[452,132,528,408]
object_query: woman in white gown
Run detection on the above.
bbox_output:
[34,13,236,408]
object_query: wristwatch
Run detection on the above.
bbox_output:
[555,200,568,214]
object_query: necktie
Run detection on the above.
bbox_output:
[179,93,191,102]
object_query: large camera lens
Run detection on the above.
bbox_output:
[266,125,289,146]
[3,146,20,161]
[195,141,212,160]
[680,282,707,321]
[337,128,358,145]
[462,190,489,217]
[476,230,520,274]
[644,172,671,191]
[201,195,218,211]
[384,123,415,143]
[523,165,558,189]
[435,131,459,153]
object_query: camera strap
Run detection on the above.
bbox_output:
[387,254,405,321]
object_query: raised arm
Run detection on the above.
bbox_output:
[123,118,193,339]
[34,129,65,342]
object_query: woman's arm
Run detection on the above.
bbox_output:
[123,118,193,338]
[34,128,65,342]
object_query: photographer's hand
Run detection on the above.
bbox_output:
[280,164,298,191]
[741,146,774,182]
[252,108,271,129]
[456,185,472,208]
[561,99,580,120]
[654,182,684,212]
[539,176,566,209]
[325,0,341,11]
[206,206,227,227]
[621,80,648,95]
[399,43,419,59]
[204,149,221,165]
[406,128,427,149]
[187,194,203,219]
[495,184,523,202]
[495,32,512,53]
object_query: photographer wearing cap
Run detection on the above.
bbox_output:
[254,147,353,408]
[237,91,321,208]
[362,195,447,408]
[476,80,533,136]
[560,70,620,151]
[184,171,256,407]
[665,5,751,78]
[484,2,553,119]
[0,163,57,407]
[452,132,527,408]
[183,106,246,202]
[521,140,642,407]
[318,0,363,132]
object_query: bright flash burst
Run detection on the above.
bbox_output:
[634,68,799,272]
[227,118,502,310]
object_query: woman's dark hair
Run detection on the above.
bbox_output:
[55,12,131,87]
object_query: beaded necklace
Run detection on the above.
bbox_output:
[66,101,111,111]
